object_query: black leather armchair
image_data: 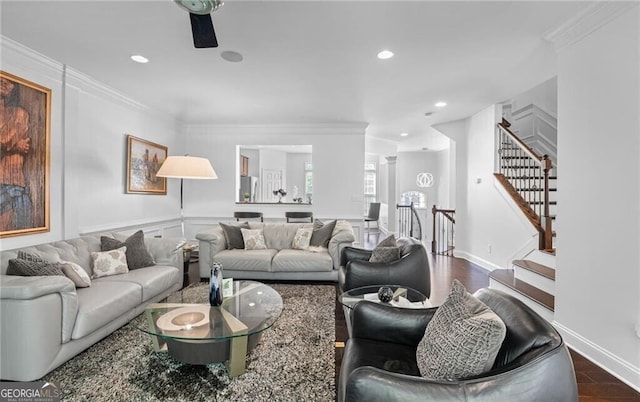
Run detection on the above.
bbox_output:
[338,288,578,402]
[339,237,430,298]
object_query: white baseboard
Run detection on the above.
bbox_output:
[453,250,501,272]
[554,321,640,393]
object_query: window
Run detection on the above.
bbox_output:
[305,161,313,202]
[400,191,426,208]
[364,162,377,213]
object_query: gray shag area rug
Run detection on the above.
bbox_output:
[42,283,336,401]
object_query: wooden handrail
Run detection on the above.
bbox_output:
[497,122,544,163]
[496,120,554,251]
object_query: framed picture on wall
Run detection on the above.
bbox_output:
[0,71,51,238]
[126,135,167,194]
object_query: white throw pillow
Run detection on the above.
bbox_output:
[240,228,267,250]
[60,260,91,287]
[292,227,313,250]
[91,246,129,278]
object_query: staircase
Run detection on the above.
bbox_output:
[489,119,557,322]
[490,250,556,322]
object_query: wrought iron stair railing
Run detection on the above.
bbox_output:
[397,203,422,241]
[496,121,554,250]
[432,205,455,256]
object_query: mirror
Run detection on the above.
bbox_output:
[237,145,312,204]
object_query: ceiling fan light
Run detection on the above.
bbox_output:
[174,0,223,15]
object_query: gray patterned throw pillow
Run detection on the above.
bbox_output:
[416,280,506,379]
[6,258,65,277]
[369,246,401,263]
[369,234,400,263]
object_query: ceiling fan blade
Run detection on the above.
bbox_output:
[189,12,218,48]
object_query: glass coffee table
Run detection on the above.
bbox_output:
[339,285,432,335]
[136,280,282,377]
[340,285,432,310]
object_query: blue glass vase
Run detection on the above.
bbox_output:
[209,263,223,306]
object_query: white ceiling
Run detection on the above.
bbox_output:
[0,1,591,150]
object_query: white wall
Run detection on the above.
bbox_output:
[184,124,366,224]
[1,37,185,251]
[434,107,536,270]
[65,69,184,236]
[503,76,558,118]
[435,148,451,209]
[554,5,640,390]
[286,152,311,200]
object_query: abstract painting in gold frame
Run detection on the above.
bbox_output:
[126,135,167,194]
[0,71,51,238]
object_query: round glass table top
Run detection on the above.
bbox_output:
[339,284,432,310]
[136,280,283,341]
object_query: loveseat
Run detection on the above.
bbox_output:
[0,233,184,381]
[196,220,355,281]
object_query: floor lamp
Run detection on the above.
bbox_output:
[156,155,217,238]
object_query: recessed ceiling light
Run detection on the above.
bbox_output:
[377,50,394,60]
[435,101,447,108]
[221,50,243,63]
[400,132,409,137]
[131,55,149,64]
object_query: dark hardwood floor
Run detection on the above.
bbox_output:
[335,231,640,401]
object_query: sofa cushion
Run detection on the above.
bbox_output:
[60,261,91,288]
[91,247,129,278]
[272,249,334,272]
[417,280,506,379]
[292,227,313,250]
[310,220,336,247]
[259,223,310,250]
[99,265,179,302]
[101,230,155,270]
[213,249,277,272]
[241,228,267,250]
[220,222,250,249]
[6,258,65,277]
[72,280,142,339]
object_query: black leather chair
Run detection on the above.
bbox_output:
[233,211,263,222]
[339,237,430,298]
[285,211,313,222]
[338,287,578,402]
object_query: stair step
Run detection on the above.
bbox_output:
[542,248,556,256]
[489,269,554,311]
[512,259,555,280]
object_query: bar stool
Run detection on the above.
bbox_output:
[234,212,264,222]
[285,212,313,223]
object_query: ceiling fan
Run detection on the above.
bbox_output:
[174,0,224,48]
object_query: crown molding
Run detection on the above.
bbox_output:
[186,122,369,135]
[544,2,638,51]
[0,35,63,75]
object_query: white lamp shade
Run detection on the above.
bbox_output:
[156,156,217,179]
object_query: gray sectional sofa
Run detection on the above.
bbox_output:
[196,220,355,281]
[0,233,185,381]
